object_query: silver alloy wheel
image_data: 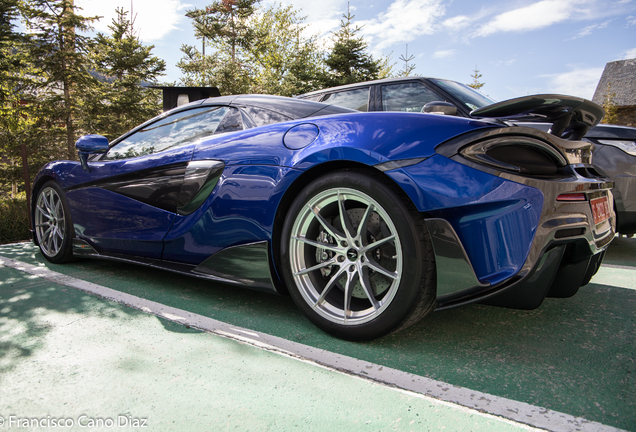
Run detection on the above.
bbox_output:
[289,187,403,325]
[35,186,66,258]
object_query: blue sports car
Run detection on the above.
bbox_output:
[31,94,615,340]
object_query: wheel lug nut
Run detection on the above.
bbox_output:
[349,265,355,272]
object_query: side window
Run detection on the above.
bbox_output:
[321,88,369,111]
[241,106,292,128]
[381,83,443,112]
[103,106,230,160]
[215,107,243,134]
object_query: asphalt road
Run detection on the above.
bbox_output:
[0,237,634,431]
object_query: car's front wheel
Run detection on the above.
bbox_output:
[34,181,74,263]
[280,170,436,341]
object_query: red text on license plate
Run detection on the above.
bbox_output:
[590,196,610,225]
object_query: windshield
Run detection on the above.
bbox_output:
[431,79,496,111]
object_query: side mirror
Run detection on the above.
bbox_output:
[75,134,109,173]
[422,101,458,116]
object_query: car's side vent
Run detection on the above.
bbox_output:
[461,136,568,176]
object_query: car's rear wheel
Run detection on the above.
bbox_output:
[34,181,74,263]
[280,170,436,340]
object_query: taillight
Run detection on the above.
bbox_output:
[556,193,586,201]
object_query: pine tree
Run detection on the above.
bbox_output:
[467,66,484,90]
[21,0,99,160]
[397,44,416,77]
[324,7,382,86]
[179,0,260,94]
[249,4,325,96]
[85,8,166,140]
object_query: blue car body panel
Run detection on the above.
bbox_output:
[386,155,544,284]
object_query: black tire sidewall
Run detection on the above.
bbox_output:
[280,170,433,340]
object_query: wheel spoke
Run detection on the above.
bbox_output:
[292,236,342,253]
[358,264,380,310]
[364,257,399,280]
[294,257,339,276]
[314,265,347,307]
[308,203,344,241]
[342,268,356,322]
[360,234,396,254]
[36,205,49,218]
[337,191,356,241]
[356,203,375,240]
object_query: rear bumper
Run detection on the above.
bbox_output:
[429,169,615,310]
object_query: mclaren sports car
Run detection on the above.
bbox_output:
[31,94,615,340]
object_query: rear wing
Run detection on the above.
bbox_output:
[470,94,605,141]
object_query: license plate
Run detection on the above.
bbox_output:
[590,196,611,225]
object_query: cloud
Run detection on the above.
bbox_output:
[492,59,517,67]
[442,15,470,30]
[569,19,611,39]
[623,47,636,59]
[474,0,585,37]
[433,49,456,59]
[358,0,446,50]
[541,67,604,99]
[77,0,192,42]
[628,15,636,26]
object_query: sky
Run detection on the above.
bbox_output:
[73,0,636,102]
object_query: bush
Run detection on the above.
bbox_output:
[0,193,31,245]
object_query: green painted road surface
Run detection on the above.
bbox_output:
[1,237,635,431]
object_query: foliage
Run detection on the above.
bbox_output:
[186,0,261,63]
[467,66,484,90]
[179,0,260,95]
[249,4,326,96]
[83,8,165,141]
[179,2,327,96]
[0,193,31,245]
[324,9,383,87]
[397,45,416,77]
[20,0,99,160]
[177,45,252,94]
[601,82,618,125]
[0,0,59,195]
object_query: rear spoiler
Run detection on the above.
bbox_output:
[470,94,605,141]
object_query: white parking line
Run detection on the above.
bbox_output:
[0,254,627,432]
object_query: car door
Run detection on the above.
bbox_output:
[65,105,235,259]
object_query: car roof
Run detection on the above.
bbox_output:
[298,76,438,98]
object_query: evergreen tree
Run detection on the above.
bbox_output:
[84,8,166,140]
[177,45,252,94]
[397,44,416,77]
[467,66,484,90]
[20,0,99,160]
[1,0,65,195]
[179,0,260,94]
[324,8,382,86]
[186,0,260,63]
[0,0,31,195]
[249,4,325,96]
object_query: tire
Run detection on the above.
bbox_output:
[34,181,75,263]
[280,170,436,341]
